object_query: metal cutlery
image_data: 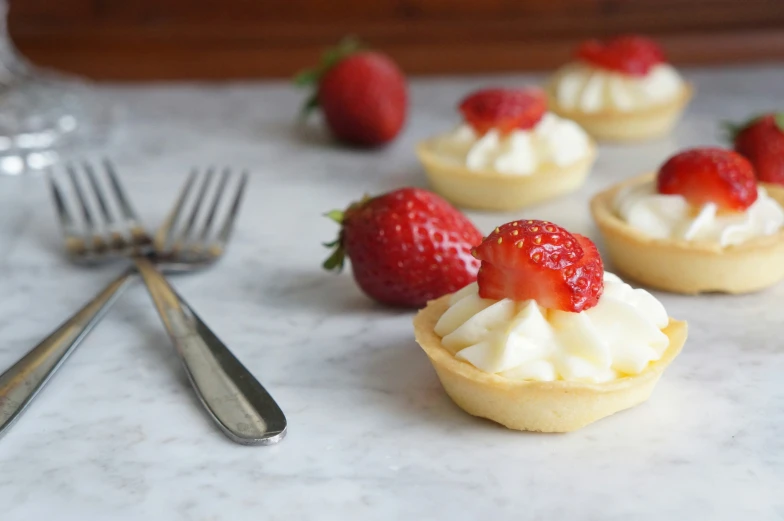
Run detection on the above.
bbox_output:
[0,161,286,445]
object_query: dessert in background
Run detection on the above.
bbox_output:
[414,220,687,433]
[296,39,407,147]
[547,35,692,142]
[728,112,784,186]
[416,87,596,211]
[591,148,784,294]
[323,187,482,307]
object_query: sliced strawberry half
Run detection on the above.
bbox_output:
[474,220,603,312]
[566,234,605,312]
[657,147,758,211]
[458,88,547,136]
[576,35,665,76]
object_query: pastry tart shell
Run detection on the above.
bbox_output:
[413,294,687,433]
[415,140,597,212]
[546,84,693,142]
[590,173,784,294]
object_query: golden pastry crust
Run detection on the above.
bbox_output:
[546,83,693,142]
[590,173,784,294]
[415,140,597,212]
[413,295,687,433]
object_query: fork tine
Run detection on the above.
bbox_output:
[84,160,135,251]
[65,164,96,231]
[199,168,230,242]
[103,158,140,222]
[48,170,89,258]
[178,168,214,245]
[47,169,75,231]
[157,169,199,251]
[102,159,153,250]
[82,161,113,224]
[215,171,249,247]
[66,163,108,254]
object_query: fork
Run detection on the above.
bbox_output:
[0,161,287,445]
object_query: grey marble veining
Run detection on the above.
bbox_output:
[1,65,784,521]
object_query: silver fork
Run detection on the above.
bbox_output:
[0,161,286,445]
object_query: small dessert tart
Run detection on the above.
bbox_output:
[413,220,687,433]
[591,148,784,294]
[416,88,596,211]
[546,35,692,142]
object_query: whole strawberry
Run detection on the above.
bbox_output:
[323,187,482,307]
[296,38,408,147]
[728,113,784,185]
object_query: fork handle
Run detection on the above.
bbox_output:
[132,256,287,445]
[0,268,135,438]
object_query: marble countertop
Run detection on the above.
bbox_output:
[1,65,783,521]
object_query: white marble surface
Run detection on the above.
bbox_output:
[1,65,784,521]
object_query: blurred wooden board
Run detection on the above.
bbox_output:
[9,0,784,80]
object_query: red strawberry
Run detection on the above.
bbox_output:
[576,35,665,76]
[323,187,482,307]
[474,220,603,312]
[729,113,784,185]
[458,88,546,136]
[657,147,758,211]
[295,39,407,147]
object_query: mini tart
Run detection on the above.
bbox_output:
[546,83,693,143]
[591,173,784,294]
[414,294,687,433]
[416,140,597,212]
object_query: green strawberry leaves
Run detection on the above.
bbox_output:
[298,96,320,120]
[322,244,345,272]
[324,210,344,224]
[722,120,746,144]
[723,112,784,143]
[322,209,346,272]
[775,113,784,133]
[321,195,374,273]
[320,37,362,71]
[295,36,365,119]
[293,69,321,88]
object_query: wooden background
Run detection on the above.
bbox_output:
[9,0,784,80]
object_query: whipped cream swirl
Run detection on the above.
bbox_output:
[552,62,684,113]
[431,113,591,176]
[434,273,670,383]
[615,181,784,247]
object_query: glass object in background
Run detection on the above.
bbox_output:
[0,0,111,175]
